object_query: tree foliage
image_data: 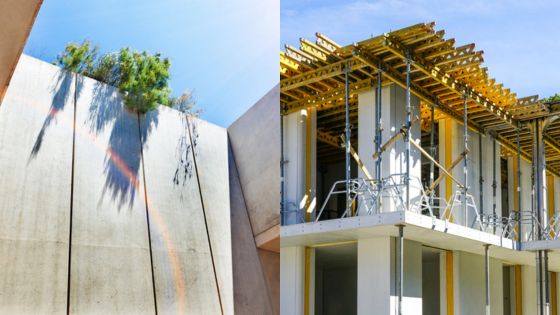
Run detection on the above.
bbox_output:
[55,40,197,114]
[543,93,560,103]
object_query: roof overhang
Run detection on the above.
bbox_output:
[0,0,42,104]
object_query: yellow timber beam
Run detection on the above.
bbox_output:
[353,46,560,178]
[283,78,374,115]
[383,34,517,127]
[280,57,365,92]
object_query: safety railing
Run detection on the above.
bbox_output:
[308,174,560,242]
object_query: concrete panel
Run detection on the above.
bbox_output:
[357,237,394,314]
[0,0,42,102]
[0,55,72,314]
[70,75,155,314]
[522,265,537,315]
[370,84,421,212]
[230,147,275,314]
[258,249,280,315]
[188,116,233,314]
[228,85,280,235]
[140,106,221,314]
[280,246,305,315]
[455,251,503,315]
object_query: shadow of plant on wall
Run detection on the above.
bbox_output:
[29,70,79,161]
[171,90,201,191]
[85,80,159,210]
[173,113,197,189]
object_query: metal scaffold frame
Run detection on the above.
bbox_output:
[279,22,560,315]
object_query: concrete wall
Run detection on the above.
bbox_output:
[70,70,155,314]
[230,144,276,314]
[0,54,72,314]
[0,55,250,314]
[229,85,280,314]
[454,251,504,315]
[356,237,423,314]
[438,119,502,226]
[358,84,422,213]
[228,85,280,234]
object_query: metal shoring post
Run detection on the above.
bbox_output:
[397,224,405,315]
[463,95,469,225]
[405,55,411,211]
[541,121,550,315]
[517,126,522,243]
[280,108,285,225]
[492,134,497,233]
[345,62,351,216]
[537,250,544,315]
[478,132,484,226]
[376,66,383,211]
[534,119,545,315]
[430,104,435,209]
[484,244,491,315]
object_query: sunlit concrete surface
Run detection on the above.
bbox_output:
[229,145,276,314]
[228,84,280,314]
[140,106,222,314]
[70,74,155,314]
[189,116,234,315]
[0,55,278,314]
[0,54,72,315]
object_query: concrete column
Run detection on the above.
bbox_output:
[357,238,422,314]
[449,251,503,315]
[358,84,421,213]
[522,265,537,315]
[439,119,464,223]
[508,157,533,240]
[282,109,316,224]
[281,246,305,315]
[479,135,502,218]
[438,121,501,226]
[357,237,394,314]
[358,88,376,179]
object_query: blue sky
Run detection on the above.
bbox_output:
[25,0,279,127]
[282,0,560,99]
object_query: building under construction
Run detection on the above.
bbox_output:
[280,22,560,315]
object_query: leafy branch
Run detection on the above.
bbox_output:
[55,40,200,114]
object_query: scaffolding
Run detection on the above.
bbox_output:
[280,22,560,315]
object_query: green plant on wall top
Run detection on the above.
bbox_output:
[55,40,192,114]
[543,93,560,103]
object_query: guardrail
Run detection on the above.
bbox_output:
[282,174,559,242]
